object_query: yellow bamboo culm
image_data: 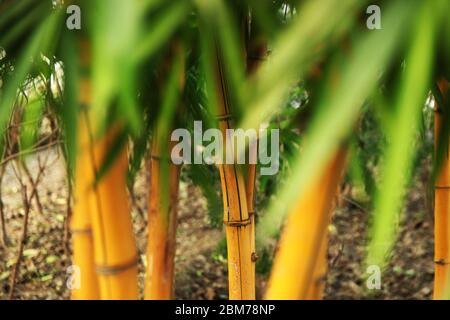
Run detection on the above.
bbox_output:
[77,39,138,300]
[88,127,139,299]
[305,233,328,299]
[434,79,450,300]
[246,159,257,293]
[265,147,347,299]
[305,184,340,300]
[245,27,268,293]
[70,78,100,300]
[144,138,180,300]
[214,56,254,300]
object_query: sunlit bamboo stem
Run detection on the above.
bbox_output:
[434,79,450,300]
[265,147,347,299]
[89,126,139,299]
[70,106,99,300]
[78,40,138,300]
[214,54,254,300]
[245,24,268,293]
[71,41,99,300]
[144,137,180,299]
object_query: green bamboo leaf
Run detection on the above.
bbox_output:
[59,32,80,177]
[366,0,435,269]
[197,0,246,117]
[0,15,55,156]
[90,0,143,135]
[132,1,189,63]
[240,0,365,132]
[20,96,45,153]
[256,0,412,247]
[95,129,129,184]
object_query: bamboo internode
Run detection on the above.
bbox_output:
[145,138,180,299]
[72,40,138,300]
[70,86,99,300]
[89,127,139,299]
[265,147,347,299]
[214,52,255,300]
[245,27,268,295]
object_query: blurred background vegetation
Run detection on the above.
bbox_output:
[0,0,449,299]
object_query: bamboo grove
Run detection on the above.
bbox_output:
[0,0,450,300]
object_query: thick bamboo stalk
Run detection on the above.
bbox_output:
[88,127,139,299]
[144,138,180,299]
[214,54,255,300]
[77,39,138,300]
[265,147,347,299]
[305,185,340,300]
[70,106,99,300]
[305,236,328,299]
[434,79,450,300]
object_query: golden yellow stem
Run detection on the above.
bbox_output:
[144,138,180,300]
[245,26,268,293]
[434,79,450,300]
[89,126,139,299]
[214,53,254,299]
[305,184,340,300]
[77,39,138,300]
[305,220,328,299]
[70,81,99,300]
[265,147,347,299]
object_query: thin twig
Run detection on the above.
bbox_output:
[8,154,49,299]
[63,178,72,256]
[0,164,9,247]
[21,163,44,216]
[338,195,368,213]
[7,163,32,300]
[0,140,62,167]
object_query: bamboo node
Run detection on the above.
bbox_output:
[435,259,450,265]
[434,185,450,189]
[150,154,171,162]
[247,55,267,62]
[70,228,92,236]
[96,256,139,275]
[223,217,252,227]
[216,113,234,121]
[251,252,259,262]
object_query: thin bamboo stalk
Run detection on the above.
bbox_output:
[144,137,180,299]
[214,54,254,300]
[245,159,257,291]
[434,79,450,300]
[70,41,99,300]
[245,23,268,293]
[265,147,347,299]
[144,43,184,299]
